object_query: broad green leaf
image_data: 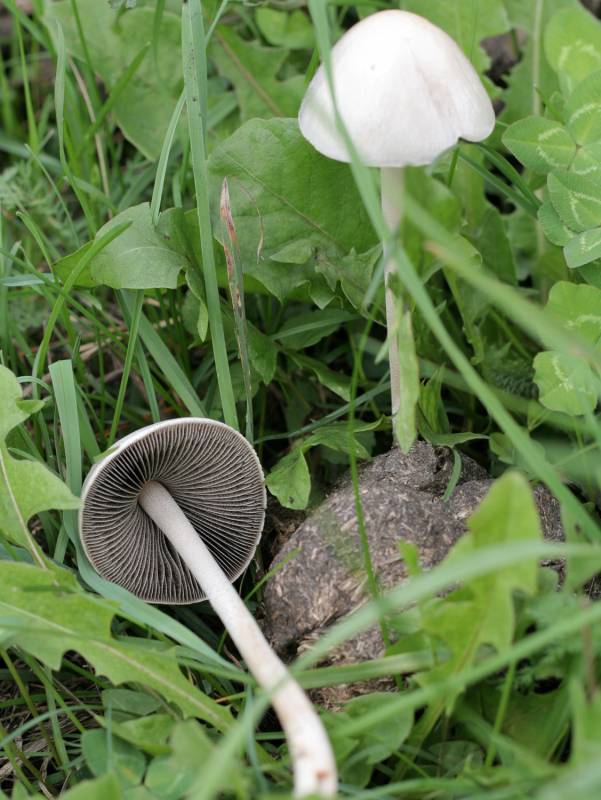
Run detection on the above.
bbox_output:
[419,367,450,436]
[546,280,601,345]
[449,471,542,648]
[0,561,232,730]
[208,118,377,301]
[565,70,601,144]
[442,236,487,363]
[472,668,570,760]
[533,351,598,415]
[503,116,575,173]
[183,289,278,386]
[53,241,96,287]
[345,692,412,765]
[274,308,357,351]
[185,269,211,344]
[210,27,304,120]
[564,228,601,268]
[0,366,79,563]
[82,729,146,788]
[256,7,315,49]
[44,1,182,159]
[316,247,380,312]
[247,324,278,385]
[545,6,601,94]
[102,688,162,718]
[401,0,510,75]
[304,420,380,460]
[145,755,198,799]
[470,206,518,285]
[266,421,378,510]
[110,715,175,756]
[88,204,190,290]
[266,447,310,510]
[538,201,575,246]
[547,171,601,232]
[489,432,546,475]
[148,719,244,798]
[290,352,351,401]
[270,239,314,264]
[418,472,542,710]
[324,694,413,788]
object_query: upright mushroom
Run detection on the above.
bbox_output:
[80,418,337,798]
[299,9,495,433]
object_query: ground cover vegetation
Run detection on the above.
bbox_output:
[2,0,601,798]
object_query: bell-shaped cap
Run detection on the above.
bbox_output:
[79,419,266,604]
[299,10,495,167]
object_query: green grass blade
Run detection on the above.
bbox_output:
[76,391,101,461]
[49,359,82,563]
[182,0,238,430]
[108,290,144,446]
[75,42,150,159]
[220,179,253,441]
[150,90,185,226]
[122,292,206,418]
[459,151,540,217]
[15,14,38,153]
[33,221,132,387]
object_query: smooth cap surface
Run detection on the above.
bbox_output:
[299,10,496,167]
[80,419,266,604]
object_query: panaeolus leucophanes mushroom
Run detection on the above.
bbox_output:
[299,9,495,437]
[79,418,337,798]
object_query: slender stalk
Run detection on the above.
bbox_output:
[108,290,144,446]
[138,481,337,799]
[380,167,404,421]
[182,0,238,430]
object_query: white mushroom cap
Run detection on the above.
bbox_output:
[299,10,496,167]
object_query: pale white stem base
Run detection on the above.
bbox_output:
[381,167,405,425]
[138,481,337,798]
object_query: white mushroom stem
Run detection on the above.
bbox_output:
[381,166,405,426]
[138,481,337,798]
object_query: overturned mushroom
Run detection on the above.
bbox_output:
[80,418,337,798]
[299,9,495,430]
